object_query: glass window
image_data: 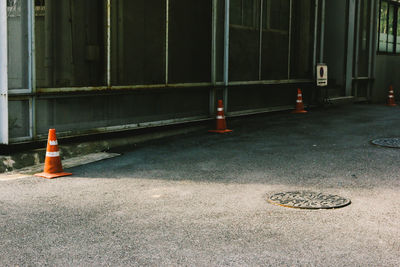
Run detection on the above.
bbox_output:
[358,0,372,77]
[230,0,242,26]
[378,1,400,54]
[9,100,30,139]
[397,8,400,53]
[243,0,257,27]
[263,0,289,32]
[229,0,314,82]
[229,0,261,81]
[7,0,30,90]
[35,0,106,88]
[290,0,314,79]
[231,0,258,29]
[388,4,395,52]
[379,1,388,51]
[32,0,317,88]
[261,0,290,80]
[168,0,212,84]
[111,0,166,86]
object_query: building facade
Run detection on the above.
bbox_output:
[1,0,399,145]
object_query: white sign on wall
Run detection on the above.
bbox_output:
[316,64,328,87]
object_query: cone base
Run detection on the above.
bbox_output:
[386,103,397,107]
[292,109,307,114]
[34,172,73,179]
[209,129,233,134]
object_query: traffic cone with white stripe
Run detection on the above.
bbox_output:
[209,100,233,133]
[35,129,72,179]
[292,88,307,114]
[386,85,397,106]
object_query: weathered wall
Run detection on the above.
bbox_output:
[6,0,318,143]
[35,88,210,138]
[228,83,315,113]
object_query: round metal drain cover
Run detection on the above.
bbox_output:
[371,138,400,148]
[268,191,351,209]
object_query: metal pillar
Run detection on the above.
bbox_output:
[106,0,111,88]
[312,0,319,77]
[320,0,326,62]
[345,0,356,96]
[211,0,217,85]
[367,0,374,78]
[223,0,230,111]
[210,0,217,115]
[258,0,264,80]
[165,0,170,85]
[354,0,361,77]
[287,0,293,79]
[371,0,378,80]
[353,0,361,98]
[368,0,378,100]
[0,0,8,144]
[30,0,36,139]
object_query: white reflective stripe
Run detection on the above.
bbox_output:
[217,108,224,111]
[46,151,60,157]
[217,116,225,119]
[49,140,58,146]
[389,95,394,98]
[296,100,302,103]
[389,91,394,93]
[297,94,302,97]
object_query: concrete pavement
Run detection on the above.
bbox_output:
[1,103,400,266]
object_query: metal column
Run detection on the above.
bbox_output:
[29,0,35,140]
[312,0,319,77]
[287,0,293,79]
[320,0,326,62]
[0,0,8,144]
[210,0,217,115]
[30,0,36,139]
[353,0,361,98]
[223,0,230,111]
[371,0,379,80]
[106,0,111,88]
[354,0,361,77]
[367,0,378,100]
[165,0,170,85]
[345,0,356,96]
[258,0,264,80]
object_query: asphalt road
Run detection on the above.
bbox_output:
[1,104,400,266]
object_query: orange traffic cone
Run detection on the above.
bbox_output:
[209,100,233,133]
[292,88,307,114]
[386,85,397,106]
[35,129,72,179]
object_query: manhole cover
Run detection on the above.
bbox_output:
[371,138,400,148]
[267,191,351,209]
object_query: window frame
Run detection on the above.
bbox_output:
[229,0,261,31]
[378,0,400,54]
